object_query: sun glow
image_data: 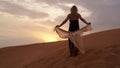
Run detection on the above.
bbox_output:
[31,31,61,42]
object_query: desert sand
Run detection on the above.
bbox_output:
[0,28,120,68]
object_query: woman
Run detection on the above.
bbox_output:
[56,5,91,56]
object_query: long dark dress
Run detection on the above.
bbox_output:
[68,19,80,56]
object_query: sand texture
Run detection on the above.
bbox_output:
[0,28,120,68]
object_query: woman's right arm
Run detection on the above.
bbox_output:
[57,14,69,27]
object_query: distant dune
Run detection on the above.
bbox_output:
[0,28,120,68]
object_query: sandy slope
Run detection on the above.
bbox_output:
[0,28,120,68]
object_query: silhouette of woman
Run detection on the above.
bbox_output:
[56,5,91,56]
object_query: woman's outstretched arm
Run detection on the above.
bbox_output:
[78,14,91,25]
[57,14,69,27]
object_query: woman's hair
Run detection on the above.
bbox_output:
[70,5,78,14]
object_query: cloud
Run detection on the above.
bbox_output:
[35,0,59,5]
[86,0,120,31]
[1,0,120,31]
[78,0,120,24]
[0,0,48,19]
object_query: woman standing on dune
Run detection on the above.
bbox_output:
[56,5,91,56]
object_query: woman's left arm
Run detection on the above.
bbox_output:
[78,14,91,25]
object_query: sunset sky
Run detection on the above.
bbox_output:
[0,0,120,48]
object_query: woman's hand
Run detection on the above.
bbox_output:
[56,25,61,27]
[54,25,60,31]
[87,22,91,25]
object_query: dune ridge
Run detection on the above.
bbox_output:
[0,28,120,68]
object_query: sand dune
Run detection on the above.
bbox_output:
[0,28,120,68]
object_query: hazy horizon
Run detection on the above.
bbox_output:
[0,0,120,48]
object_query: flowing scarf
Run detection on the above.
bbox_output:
[54,25,92,54]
